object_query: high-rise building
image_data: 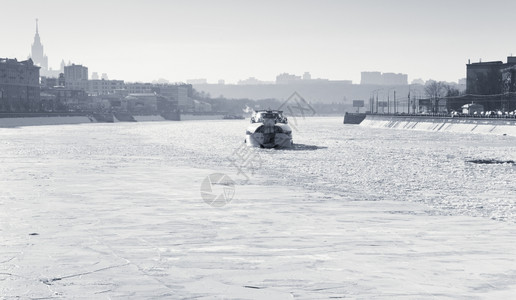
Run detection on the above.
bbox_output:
[64,64,89,91]
[29,19,61,78]
[30,19,48,73]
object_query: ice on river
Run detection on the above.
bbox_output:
[1,117,516,299]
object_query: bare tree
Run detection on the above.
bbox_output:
[424,80,445,99]
[425,80,446,113]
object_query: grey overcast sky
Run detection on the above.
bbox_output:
[2,0,516,84]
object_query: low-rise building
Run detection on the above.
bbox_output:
[125,82,153,94]
[88,79,125,96]
[466,57,516,94]
[125,93,158,114]
[152,84,191,110]
[52,86,89,111]
[41,76,60,89]
[0,58,40,112]
[466,57,516,111]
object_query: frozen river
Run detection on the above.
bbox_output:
[1,117,516,299]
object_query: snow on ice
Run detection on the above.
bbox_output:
[1,118,516,298]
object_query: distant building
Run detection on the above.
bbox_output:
[193,100,212,112]
[238,77,273,85]
[411,78,425,85]
[45,86,88,111]
[0,58,40,112]
[276,73,302,84]
[361,71,408,85]
[58,73,65,87]
[41,76,59,88]
[153,78,170,85]
[64,64,89,91]
[125,82,153,94]
[29,19,60,78]
[152,84,191,110]
[187,78,208,85]
[360,71,382,85]
[238,77,258,85]
[125,93,158,113]
[39,90,57,112]
[88,79,125,96]
[91,72,99,80]
[382,73,408,85]
[30,20,48,73]
[276,72,345,85]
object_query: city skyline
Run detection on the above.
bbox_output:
[3,0,516,84]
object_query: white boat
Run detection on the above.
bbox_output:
[245,110,293,148]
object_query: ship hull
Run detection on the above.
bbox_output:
[245,123,293,148]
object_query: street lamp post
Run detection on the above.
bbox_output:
[386,88,396,115]
[407,90,411,114]
[376,92,379,113]
[370,89,381,114]
[387,93,390,114]
[394,90,397,114]
[408,85,417,114]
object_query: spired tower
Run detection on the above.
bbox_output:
[30,19,49,72]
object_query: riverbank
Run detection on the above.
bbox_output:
[0,112,180,127]
[0,115,94,127]
[360,114,516,136]
[0,112,233,127]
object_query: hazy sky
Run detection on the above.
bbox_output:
[3,0,516,84]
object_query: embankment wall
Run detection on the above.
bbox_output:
[0,116,94,127]
[360,114,516,137]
